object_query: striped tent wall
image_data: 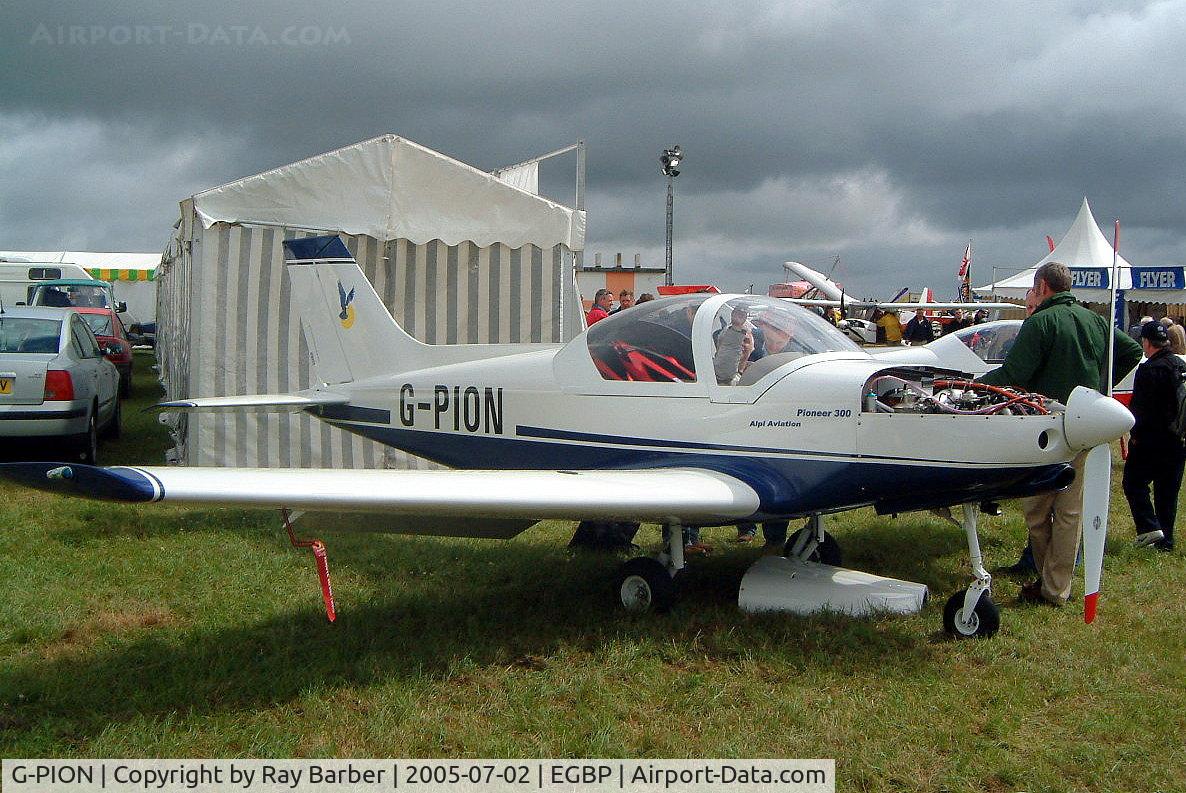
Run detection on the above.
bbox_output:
[155,222,193,464]
[170,220,575,469]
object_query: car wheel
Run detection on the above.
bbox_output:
[78,410,98,465]
[103,398,122,440]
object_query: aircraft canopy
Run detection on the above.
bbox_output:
[585,295,858,384]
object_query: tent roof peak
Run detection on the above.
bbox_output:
[187,134,585,250]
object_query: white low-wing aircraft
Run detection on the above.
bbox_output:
[779,262,1021,346]
[0,236,1134,637]
[781,261,1020,313]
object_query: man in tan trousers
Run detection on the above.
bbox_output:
[979,262,1142,605]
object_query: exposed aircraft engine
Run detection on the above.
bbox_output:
[863,370,1053,416]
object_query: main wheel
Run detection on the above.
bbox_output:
[616,557,676,613]
[784,526,843,566]
[943,589,1000,638]
[120,371,132,398]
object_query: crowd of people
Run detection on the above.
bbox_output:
[883,306,991,345]
[1129,314,1186,354]
[585,288,654,326]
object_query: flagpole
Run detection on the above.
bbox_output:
[1106,220,1120,397]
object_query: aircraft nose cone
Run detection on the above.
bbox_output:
[1062,386,1135,451]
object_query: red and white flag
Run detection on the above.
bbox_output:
[957,243,971,278]
[957,243,972,302]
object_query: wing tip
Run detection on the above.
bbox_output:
[0,462,159,502]
[1084,591,1099,624]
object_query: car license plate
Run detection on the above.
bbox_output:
[0,377,11,395]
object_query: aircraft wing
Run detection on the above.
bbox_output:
[784,262,843,300]
[783,298,1020,311]
[0,463,761,526]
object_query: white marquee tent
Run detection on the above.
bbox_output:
[158,134,586,468]
[976,198,1186,307]
[0,249,160,324]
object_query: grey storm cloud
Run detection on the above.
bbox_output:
[2,0,1186,294]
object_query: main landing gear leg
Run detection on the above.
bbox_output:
[615,521,685,613]
[784,514,843,566]
[942,503,1000,638]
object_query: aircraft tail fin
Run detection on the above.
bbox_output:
[919,287,936,314]
[284,236,427,385]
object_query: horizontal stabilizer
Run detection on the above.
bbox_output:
[0,464,761,532]
[156,391,349,413]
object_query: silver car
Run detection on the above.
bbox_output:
[0,306,121,463]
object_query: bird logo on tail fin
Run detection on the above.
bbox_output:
[337,281,356,328]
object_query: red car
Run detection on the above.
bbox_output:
[74,307,134,397]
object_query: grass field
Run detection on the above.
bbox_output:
[2,351,1185,791]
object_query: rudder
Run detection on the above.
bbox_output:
[284,235,426,384]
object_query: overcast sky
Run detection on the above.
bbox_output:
[3,1,1185,296]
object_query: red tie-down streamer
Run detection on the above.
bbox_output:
[282,509,337,622]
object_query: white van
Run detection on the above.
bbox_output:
[0,260,95,309]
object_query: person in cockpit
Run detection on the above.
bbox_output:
[713,305,754,385]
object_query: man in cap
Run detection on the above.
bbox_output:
[1123,321,1186,552]
[979,262,1142,606]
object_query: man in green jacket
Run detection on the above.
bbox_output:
[979,261,1142,606]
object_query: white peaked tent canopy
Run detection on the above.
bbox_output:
[977,198,1131,302]
[977,198,1186,303]
[191,134,584,251]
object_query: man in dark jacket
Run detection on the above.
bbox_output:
[979,262,1143,606]
[1123,321,1185,552]
[902,309,934,344]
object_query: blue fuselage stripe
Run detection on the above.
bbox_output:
[516,424,1019,466]
[324,419,1066,520]
[315,404,392,424]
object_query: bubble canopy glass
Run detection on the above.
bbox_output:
[585,294,859,384]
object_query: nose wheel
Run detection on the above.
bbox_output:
[943,503,999,638]
[942,589,1000,638]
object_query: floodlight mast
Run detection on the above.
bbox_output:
[660,145,682,286]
